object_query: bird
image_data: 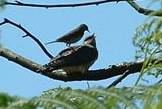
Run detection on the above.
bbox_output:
[45,24,89,47]
[44,33,98,74]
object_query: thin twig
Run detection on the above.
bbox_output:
[0,18,53,59]
[107,70,130,88]
[156,78,162,84]
[5,0,127,8]
[87,81,90,88]
[4,0,161,17]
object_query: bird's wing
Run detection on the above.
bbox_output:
[56,28,81,42]
[48,45,98,70]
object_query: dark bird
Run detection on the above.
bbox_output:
[45,24,89,47]
[44,33,98,74]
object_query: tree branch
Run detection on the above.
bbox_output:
[4,0,127,8]
[0,18,54,59]
[0,46,145,82]
[127,0,162,17]
[4,0,161,17]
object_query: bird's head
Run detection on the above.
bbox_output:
[84,33,96,47]
[80,24,89,32]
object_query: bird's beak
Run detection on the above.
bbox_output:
[92,33,96,38]
[87,29,90,33]
[44,40,56,45]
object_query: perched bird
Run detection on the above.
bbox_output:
[45,24,89,47]
[44,33,98,74]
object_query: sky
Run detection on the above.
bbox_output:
[0,0,159,97]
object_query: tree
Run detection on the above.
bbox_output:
[0,0,162,108]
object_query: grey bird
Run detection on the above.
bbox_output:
[45,24,89,47]
[44,33,98,74]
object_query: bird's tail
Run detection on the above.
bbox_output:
[45,40,57,45]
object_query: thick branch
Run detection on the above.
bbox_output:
[4,0,127,8]
[0,18,53,59]
[0,46,145,82]
[127,0,162,17]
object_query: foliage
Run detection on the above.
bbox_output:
[0,0,5,9]
[1,85,162,109]
[133,17,162,85]
[0,92,34,109]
